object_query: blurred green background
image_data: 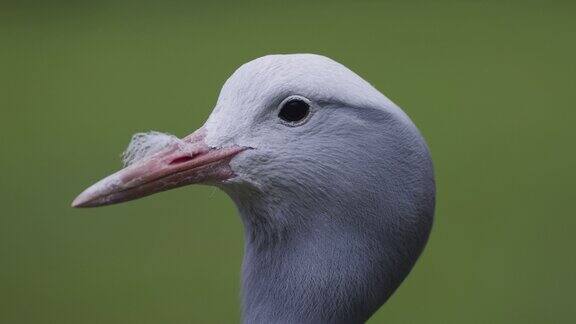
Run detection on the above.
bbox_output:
[1,0,575,323]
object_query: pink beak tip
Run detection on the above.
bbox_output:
[71,195,87,208]
[71,189,97,208]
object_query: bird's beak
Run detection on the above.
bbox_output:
[71,128,246,208]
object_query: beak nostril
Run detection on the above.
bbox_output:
[169,156,194,165]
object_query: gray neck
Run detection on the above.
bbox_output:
[222,115,435,323]
[227,186,432,324]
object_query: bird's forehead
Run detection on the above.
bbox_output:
[203,54,397,147]
[217,54,382,107]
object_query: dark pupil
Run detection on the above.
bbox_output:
[279,100,309,122]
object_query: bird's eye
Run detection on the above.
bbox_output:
[278,99,310,124]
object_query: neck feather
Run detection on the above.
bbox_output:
[228,188,430,324]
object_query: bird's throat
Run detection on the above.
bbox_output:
[236,202,400,324]
[224,171,433,324]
